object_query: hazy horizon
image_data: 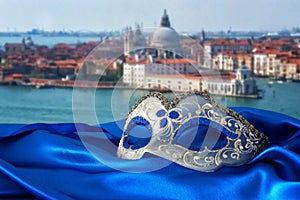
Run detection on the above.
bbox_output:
[0,0,299,32]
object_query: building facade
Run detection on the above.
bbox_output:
[143,65,257,97]
[122,10,259,98]
[203,39,253,69]
[253,51,291,77]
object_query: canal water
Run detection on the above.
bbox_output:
[0,78,299,124]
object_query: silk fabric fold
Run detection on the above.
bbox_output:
[0,107,300,199]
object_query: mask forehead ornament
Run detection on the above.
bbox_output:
[117,91,268,172]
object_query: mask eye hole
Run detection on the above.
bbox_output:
[123,117,152,150]
[172,118,231,151]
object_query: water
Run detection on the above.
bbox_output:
[0,78,299,124]
[0,35,101,48]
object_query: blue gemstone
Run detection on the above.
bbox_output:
[169,111,179,119]
[156,109,166,117]
[160,118,168,128]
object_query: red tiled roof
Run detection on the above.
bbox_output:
[125,57,149,64]
[254,50,291,56]
[146,72,236,81]
[53,43,69,48]
[156,58,195,64]
[206,39,251,46]
[287,58,300,64]
[55,59,78,65]
[216,51,253,58]
[11,73,23,78]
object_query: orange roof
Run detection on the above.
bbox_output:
[12,74,23,78]
[125,57,196,65]
[36,56,46,60]
[53,43,69,48]
[125,57,149,64]
[206,39,251,46]
[254,50,291,56]
[55,59,78,65]
[287,58,300,64]
[146,72,236,81]
[216,51,252,58]
[156,59,195,65]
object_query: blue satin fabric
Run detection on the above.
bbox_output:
[0,107,300,199]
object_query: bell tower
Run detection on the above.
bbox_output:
[160,9,171,27]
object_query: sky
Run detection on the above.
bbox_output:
[0,0,300,32]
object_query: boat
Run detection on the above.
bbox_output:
[35,84,53,89]
[277,80,284,84]
[267,81,274,87]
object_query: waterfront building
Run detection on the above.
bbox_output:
[122,10,258,97]
[213,51,253,72]
[123,57,199,87]
[123,10,199,87]
[144,63,257,97]
[253,50,291,77]
[284,58,300,80]
[203,39,253,69]
[205,37,300,81]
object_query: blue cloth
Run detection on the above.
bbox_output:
[0,107,300,199]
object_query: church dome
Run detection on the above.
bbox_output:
[151,27,180,49]
[151,10,180,50]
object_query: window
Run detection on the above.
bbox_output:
[245,85,249,94]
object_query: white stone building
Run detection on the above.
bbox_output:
[253,51,290,77]
[203,39,253,69]
[122,10,259,98]
[123,58,199,87]
[143,65,258,97]
[123,9,199,87]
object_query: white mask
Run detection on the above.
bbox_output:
[118,91,268,172]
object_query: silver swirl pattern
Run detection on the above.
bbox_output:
[118,91,268,172]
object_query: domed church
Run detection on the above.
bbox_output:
[123,9,181,58]
[123,10,199,88]
[150,9,181,50]
[122,10,258,97]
